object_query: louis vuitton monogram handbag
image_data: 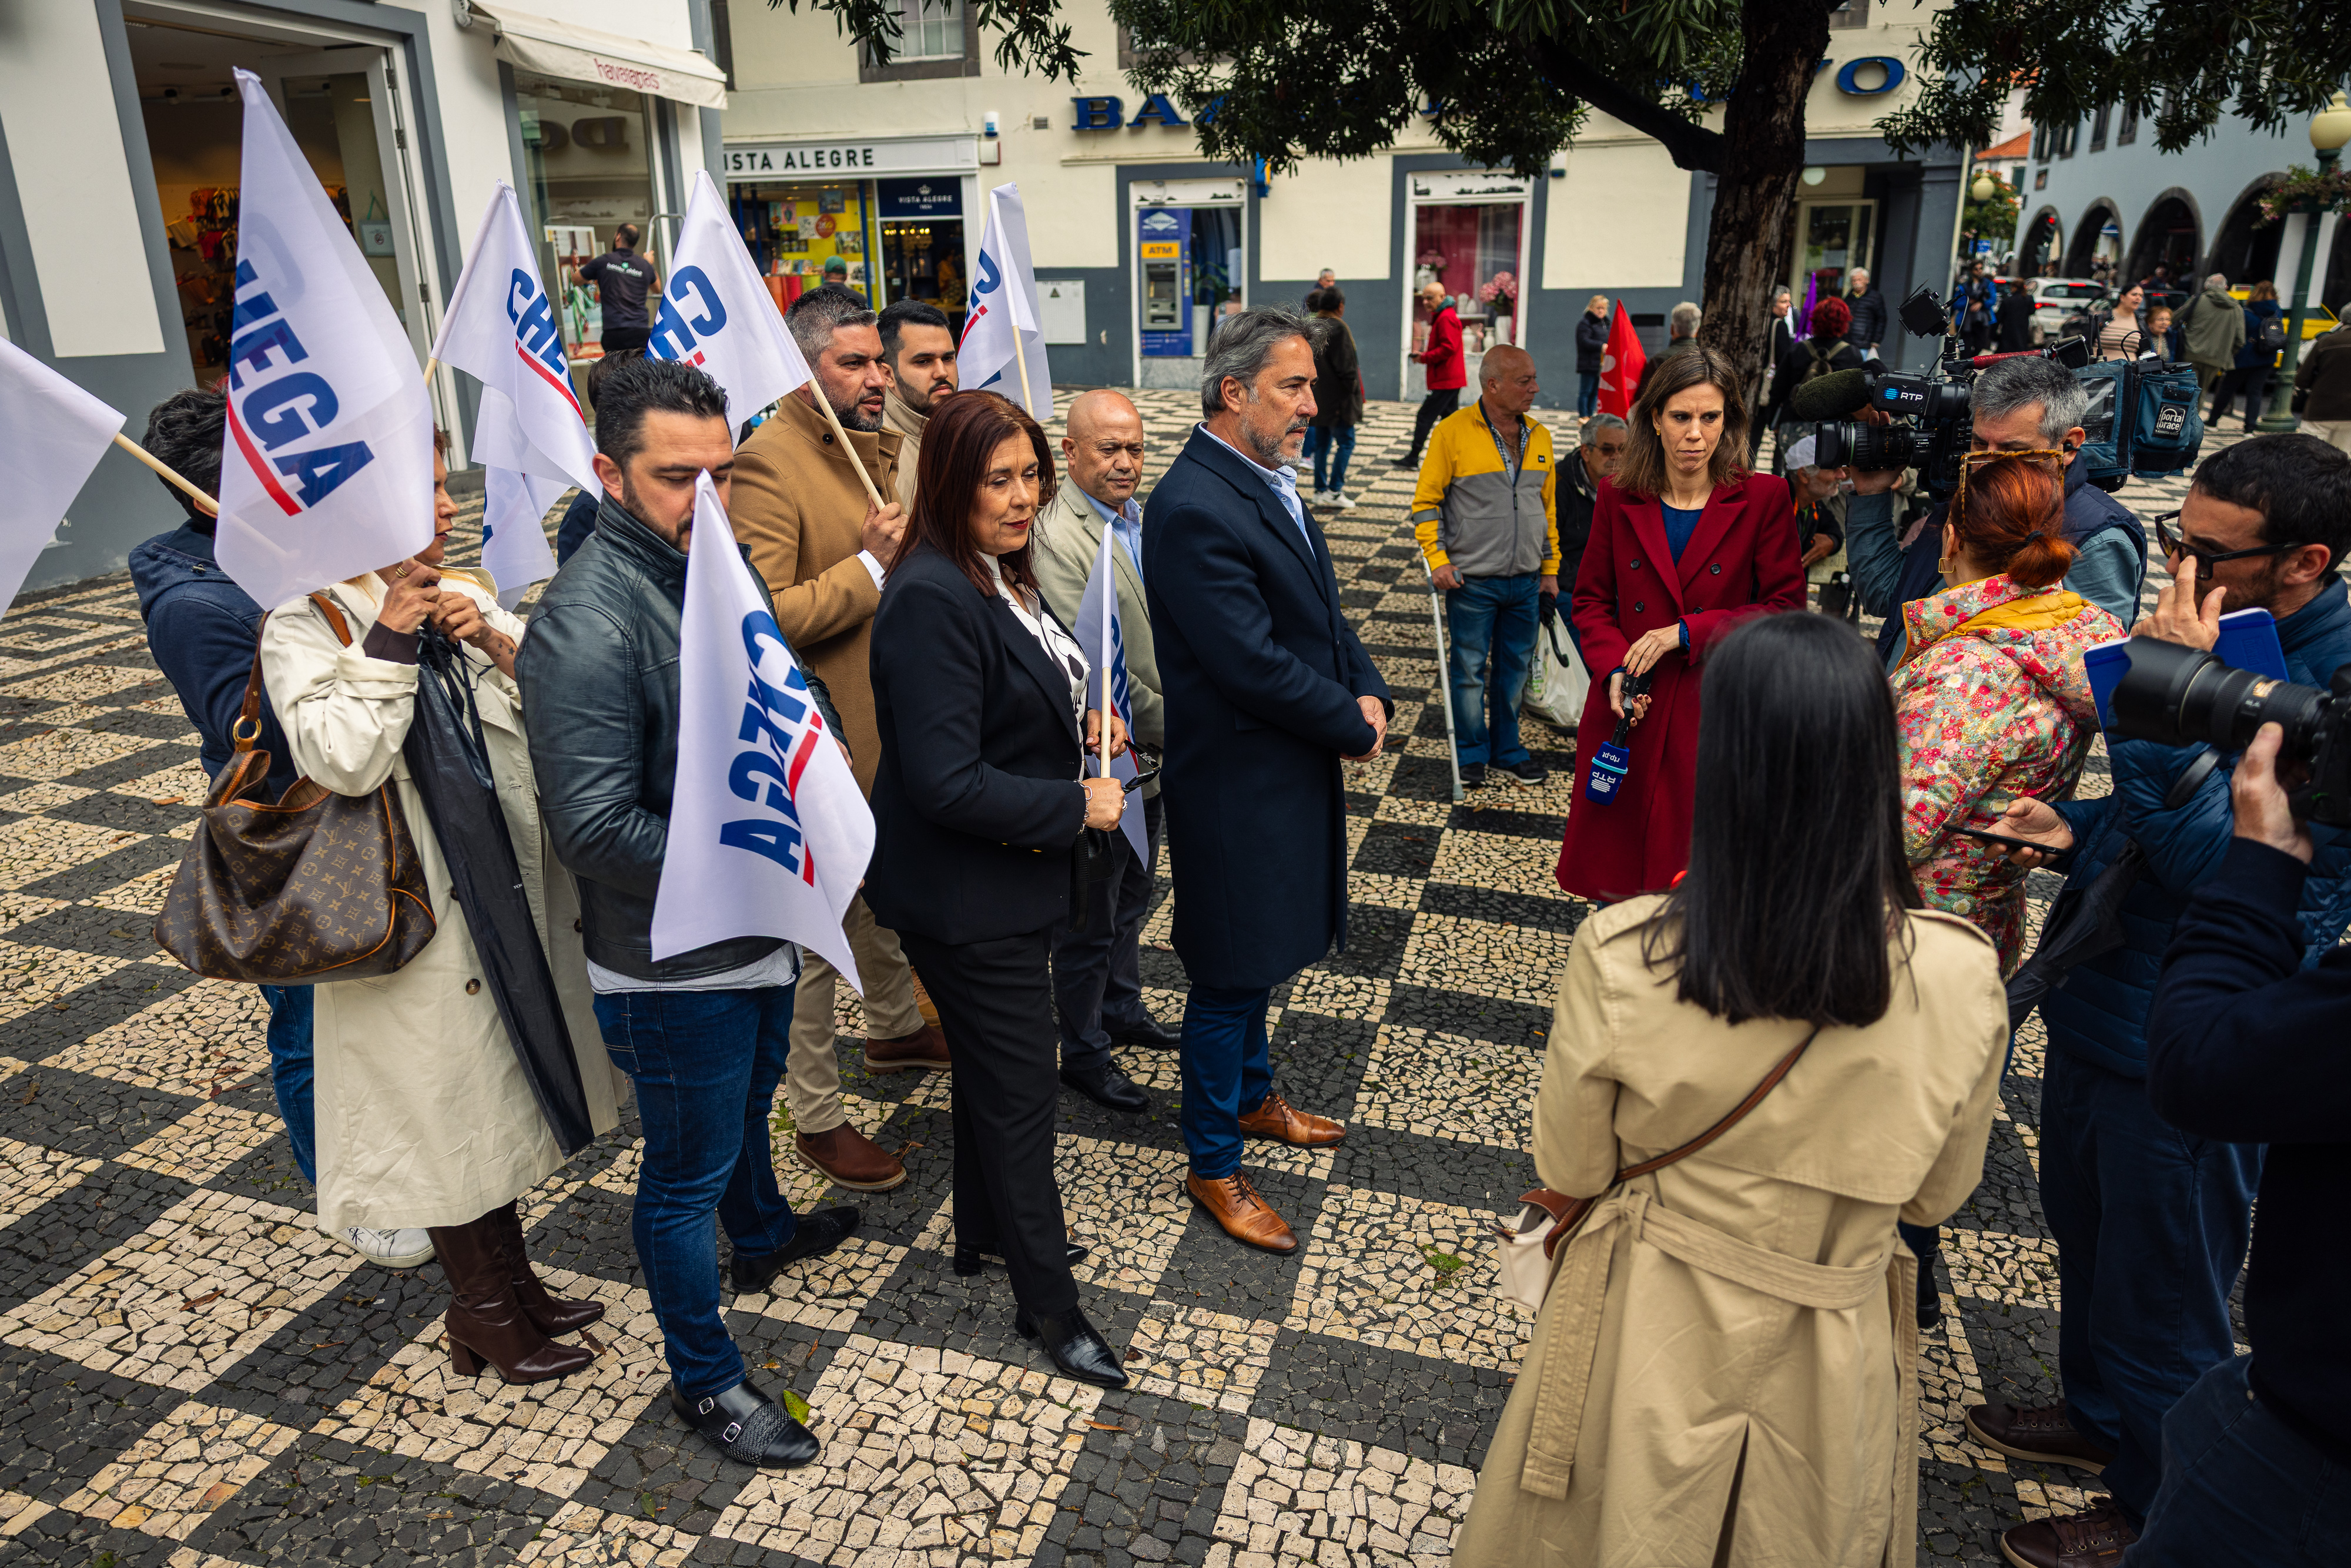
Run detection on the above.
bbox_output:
[153,592,436,982]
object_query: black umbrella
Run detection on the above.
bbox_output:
[401,623,595,1156]
[2005,839,2145,1033]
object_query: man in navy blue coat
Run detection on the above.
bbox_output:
[1143,307,1392,1253]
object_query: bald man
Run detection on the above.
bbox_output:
[1029,390,1170,1114]
[1409,345,1558,788]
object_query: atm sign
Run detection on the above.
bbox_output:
[1140,240,1180,259]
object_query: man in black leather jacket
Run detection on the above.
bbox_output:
[518,357,856,1470]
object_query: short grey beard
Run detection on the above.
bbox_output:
[1240,387,1300,467]
[835,393,884,434]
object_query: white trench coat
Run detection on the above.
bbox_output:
[260,574,622,1236]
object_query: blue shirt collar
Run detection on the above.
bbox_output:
[1195,422,1310,541]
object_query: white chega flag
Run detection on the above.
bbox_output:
[651,473,874,981]
[648,169,816,431]
[959,183,1051,416]
[216,68,433,611]
[431,180,600,604]
[1070,516,1150,867]
[0,339,123,614]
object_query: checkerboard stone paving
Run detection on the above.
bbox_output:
[0,386,2245,1568]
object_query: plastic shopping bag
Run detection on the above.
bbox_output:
[1525,616,1587,730]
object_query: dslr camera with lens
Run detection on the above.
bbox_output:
[2108,637,2351,826]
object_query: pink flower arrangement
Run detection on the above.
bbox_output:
[1479,270,1519,306]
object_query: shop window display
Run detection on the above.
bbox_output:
[515,69,659,359]
[732,182,877,310]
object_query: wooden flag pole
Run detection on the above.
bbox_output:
[990,188,1039,420]
[112,433,219,517]
[809,387,887,512]
[1097,518,1113,776]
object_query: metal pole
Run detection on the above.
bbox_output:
[2259,146,2337,432]
[1424,562,1465,803]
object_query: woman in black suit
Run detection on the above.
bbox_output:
[865,390,1131,1388]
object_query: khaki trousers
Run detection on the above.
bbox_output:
[785,894,925,1134]
[2302,417,2351,456]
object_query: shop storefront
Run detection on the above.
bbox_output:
[720,137,979,321]
[1132,177,1247,390]
[1790,166,1877,305]
[1401,170,1532,398]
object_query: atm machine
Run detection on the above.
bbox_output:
[1138,206,1193,357]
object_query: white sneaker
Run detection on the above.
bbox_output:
[343,1225,435,1268]
[1328,490,1359,510]
[1307,488,1332,507]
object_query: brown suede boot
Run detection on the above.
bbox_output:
[794,1124,907,1191]
[485,1201,605,1338]
[864,1023,952,1074]
[431,1212,595,1383]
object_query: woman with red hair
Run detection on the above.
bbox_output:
[1891,451,2124,970]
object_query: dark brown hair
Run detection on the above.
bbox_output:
[1951,453,2075,589]
[896,390,1057,595]
[1614,344,1750,501]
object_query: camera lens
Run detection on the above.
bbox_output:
[1816,421,1920,472]
[2109,638,2330,753]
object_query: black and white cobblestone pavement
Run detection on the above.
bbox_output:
[0,386,2236,1566]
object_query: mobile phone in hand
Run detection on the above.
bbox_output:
[1953,825,2061,856]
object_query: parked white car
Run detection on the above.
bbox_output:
[2027,279,2107,343]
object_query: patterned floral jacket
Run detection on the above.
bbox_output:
[1893,575,2124,972]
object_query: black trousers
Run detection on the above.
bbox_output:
[1406,387,1461,457]
[2211,364,2272,429]
[897,926,1079,1318]
[1052,792,1163,1071]
[600,324,651,355]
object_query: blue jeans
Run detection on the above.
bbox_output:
[1577,371,1599,417]
[259,985,315,1184]
[1445,573,1540,768]
[2127,1355,2350,1564]
[1303,426,1357,494]
[2042,1048,2263,1519]
[593,983,802,1402]
[1178,984,1274,1180]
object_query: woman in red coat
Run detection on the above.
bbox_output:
[1558,345,1804,902]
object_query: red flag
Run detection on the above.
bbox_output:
[1598,301,1646,418]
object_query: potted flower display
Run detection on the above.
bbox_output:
[1480,271,1519,345]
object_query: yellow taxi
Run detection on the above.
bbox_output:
[2229,287,2341,367]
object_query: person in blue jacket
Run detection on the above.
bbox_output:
[2209,280,2282,433]
[1962,433,2351,1564]
[125,387,316,1190]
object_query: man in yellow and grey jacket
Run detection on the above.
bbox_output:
[1411,344,1559,788]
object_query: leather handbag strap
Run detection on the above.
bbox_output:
[230,592,353,753]
[1617,1024,1820,1184]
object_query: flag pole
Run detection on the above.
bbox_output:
[990,189,1037,419]
[808,388,888,512]
[112,433,218,517]
[1097,518,1114,778]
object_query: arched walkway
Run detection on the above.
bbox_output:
[2209,176,2286,289]
[2020,209,2062,276]
[2062,202,2122,279]
[2126,190,2202,292]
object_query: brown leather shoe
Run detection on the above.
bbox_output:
[1965,1402,2114,1474]
[1235,1091,1345,1148]
[1185,1170,1297,1253]
[865,1023,951,1074]
[1998,1504,2136,1568]
[794,1125,906,1191]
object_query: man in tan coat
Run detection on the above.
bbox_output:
[1030,390,1173,1118]
[877,298,957,511]
[728,284,949,1192]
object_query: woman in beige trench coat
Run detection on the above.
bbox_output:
[260,444,623,1385]
[1455,614,2008,1568]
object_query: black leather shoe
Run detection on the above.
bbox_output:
[1015,1305,1130,1389]
[668,1381,819,1468]
[1060,1061,1149,1113]
[952,1242,1088,1276]
[729,1207,861,1293]
[1104,1015,1181,1050]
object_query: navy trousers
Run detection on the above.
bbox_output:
[2041,1047,2262,1520]
[2128,1354,2350,1564]
[1178,983,1275,1180]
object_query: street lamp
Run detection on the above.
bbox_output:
[1972,171,1997,203]
[2260,92,2351,430]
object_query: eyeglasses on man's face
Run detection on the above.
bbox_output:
[2152,510,2305,574]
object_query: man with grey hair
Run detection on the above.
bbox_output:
[726,284,944,1195]
[1635,301,1703,401]
[1144,307,1391,1254]
[2179,270,2248,397]
[1555,413,1626,655]
[1844,266,1887,357]
[1842,349,2148,665]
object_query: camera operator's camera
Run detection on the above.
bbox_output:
[2109,638,2351,826]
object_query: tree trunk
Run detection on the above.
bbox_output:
[1693,1,1831,433]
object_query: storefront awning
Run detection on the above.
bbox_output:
[464,2,728,111]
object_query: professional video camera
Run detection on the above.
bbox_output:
[2109,638,2351,827]
[1793,284,2202,498]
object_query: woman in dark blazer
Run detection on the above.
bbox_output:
[865,390,1131,1389]
[1557,344,1804,904]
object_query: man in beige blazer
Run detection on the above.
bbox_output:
[728,284,949,1193]
[877,298,958,511]
[1030,389,1173,1116]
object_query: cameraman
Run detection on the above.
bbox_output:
[2123,725,2350,1563]
[1972,434,2351,1565]
[1842,354,2146,669]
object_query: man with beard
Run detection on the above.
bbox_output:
[1143,307,1392,1252]
[728,284,949,1194]
[877,299,959,511]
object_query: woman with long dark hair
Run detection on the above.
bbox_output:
[1556,345,1804,902]
[863,390,1133,1388]
[1455,614,2008,1567]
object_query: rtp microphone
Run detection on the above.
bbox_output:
[1780,366,1871,424]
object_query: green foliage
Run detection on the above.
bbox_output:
[1882,0,2351,160]
[2256,163,2351,226]
[1962,172,2021,249]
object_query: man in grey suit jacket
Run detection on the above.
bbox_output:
[1031,390,1170,1115]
